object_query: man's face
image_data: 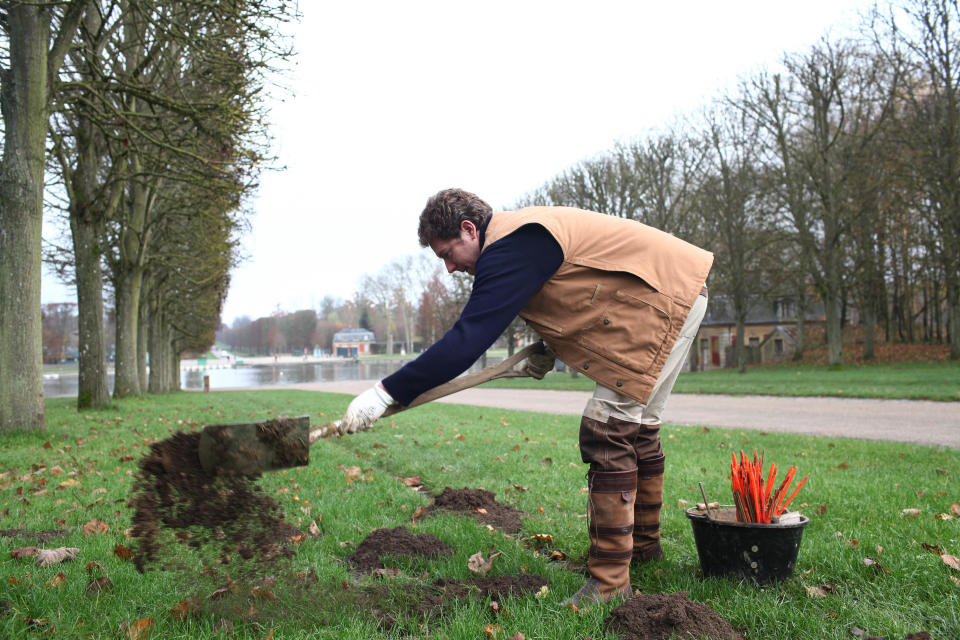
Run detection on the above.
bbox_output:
[430,221,480,275]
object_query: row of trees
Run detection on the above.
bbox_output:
[218,254,475,357]
[1,1,295,430]
[520,0,959,370]
[221,1,960,372]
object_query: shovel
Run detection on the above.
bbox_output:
[197,341,549,476]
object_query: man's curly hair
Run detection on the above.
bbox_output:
[417,189,493,247]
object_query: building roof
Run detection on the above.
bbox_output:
[700,294,825,327]
[333,328,375,342]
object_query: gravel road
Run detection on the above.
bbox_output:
[231,381,959,448]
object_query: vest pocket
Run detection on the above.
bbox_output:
[577,289,673,375]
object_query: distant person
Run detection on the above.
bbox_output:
[338,189,712,606]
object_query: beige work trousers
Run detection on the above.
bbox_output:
[579,292,708,470]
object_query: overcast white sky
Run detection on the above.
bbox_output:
[41,0,874,324]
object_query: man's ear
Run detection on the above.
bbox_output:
[460,220,477,239]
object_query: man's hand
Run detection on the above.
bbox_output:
[340,383,395,434]
[523,346,555,380]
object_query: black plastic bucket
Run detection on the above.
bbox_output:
[686,507,809,583]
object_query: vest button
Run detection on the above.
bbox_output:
[583,363,590,370]
[616,380,623,387]
[603,318,610,325]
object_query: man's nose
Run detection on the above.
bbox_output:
[445,260,456,273]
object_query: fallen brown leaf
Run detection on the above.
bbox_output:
[342,466,361,481]
[45,572,66,588]
[10,546,37,559]
[85,560,105,574]
[411,505,425,519]
[308,521,321,537]
[484,623,501,637]
[509,633,525,640]
[36,547,80,567]
[805,585,829,598]
[401,475,421,487]
[468,550,502,576]
[169,598,200,620]
[902,508,921,518]
[488,600,502,615]
[950,502,960,517]
[125,617,154,640]
[86,576,114,597]
[921,543,943,555]
[83,519,109,537]
[863,557,891,575]
[942,554,960,571]
[114,544,134,560]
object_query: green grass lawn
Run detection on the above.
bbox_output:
[481,359,960,401]
[1,391,958,639]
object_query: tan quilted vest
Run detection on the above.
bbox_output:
[483,207,713,403]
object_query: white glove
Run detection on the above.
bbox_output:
[340,383,394,434]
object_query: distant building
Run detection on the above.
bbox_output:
[332,328,375,358]
[694,295,825,369]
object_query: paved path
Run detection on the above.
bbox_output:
[228,381,959,448]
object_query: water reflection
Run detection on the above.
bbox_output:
[43,357,503,398]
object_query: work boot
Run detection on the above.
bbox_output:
[632,454,665,566]
[563,469,636,608]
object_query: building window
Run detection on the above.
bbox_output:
[775,338,783,355]
[749,336,760,347]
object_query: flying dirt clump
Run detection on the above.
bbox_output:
[128,431,299,572]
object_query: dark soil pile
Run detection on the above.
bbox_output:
[426,487,525,532]
[347,526,453,572]
[128,431,298,572]
[605,592,744,640]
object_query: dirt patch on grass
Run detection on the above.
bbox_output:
[426,487,525,532]
[347,525,453,572]
[605,592,744,640]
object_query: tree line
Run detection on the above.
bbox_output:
[4,0,958,435]
[519,0,959,371]
[217,254,476,357]
[1,1,295,431]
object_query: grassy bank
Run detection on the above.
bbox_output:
[480,359,960,401]
[1,391,958,639]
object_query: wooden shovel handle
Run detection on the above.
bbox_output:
[383,340,547,415]
[309,342,548,442]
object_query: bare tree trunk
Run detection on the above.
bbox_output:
[71,213,110,408]
[824,291,844,368]
[113,268,143,397]
[0,8,51,432]
[137,296,149,391]
[949,282,960,360]
[735,310,747,374]
[863,304,876,360]
[147,304,164,393]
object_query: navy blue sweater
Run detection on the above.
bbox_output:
[382,222,564,406]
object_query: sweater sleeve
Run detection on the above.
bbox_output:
[381,224,563,406]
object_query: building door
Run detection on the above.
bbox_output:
[711,336,720,366]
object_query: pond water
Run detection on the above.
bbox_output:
[43,357,502,398]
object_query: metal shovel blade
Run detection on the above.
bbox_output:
[198,415,310,476]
